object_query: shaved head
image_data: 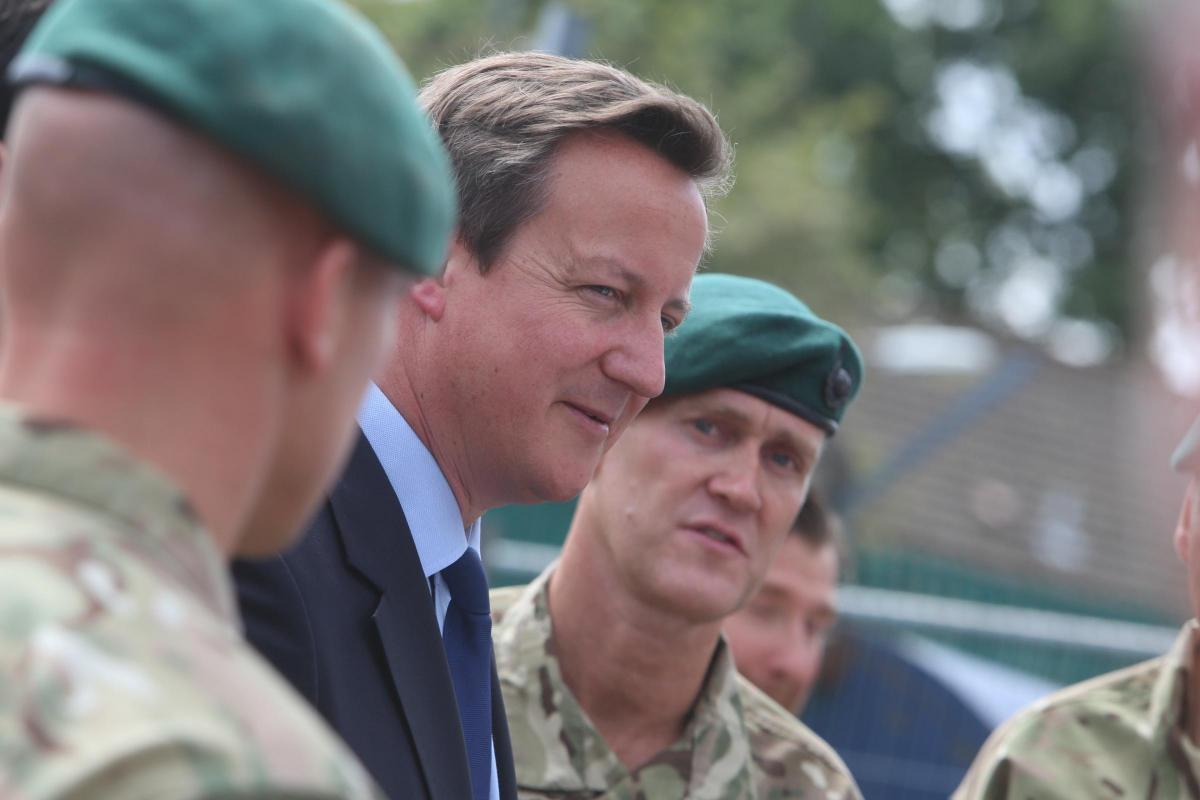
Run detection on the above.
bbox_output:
[1,88,328,331]
[0,87,404,552]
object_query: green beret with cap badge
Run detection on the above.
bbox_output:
[9,0,455,275]
[663,273,863,435]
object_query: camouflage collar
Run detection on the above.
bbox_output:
[0,403,235,622]
[1151,621,1199,738]
[1157,620,1200,782]
[494,562,758,798]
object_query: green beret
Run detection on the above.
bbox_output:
[1172,416,1200,473]
[9,0,455,275]
[663,273,863,435]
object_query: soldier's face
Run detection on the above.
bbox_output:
[584,387,826,622]
[419,129,705,507]
[723,537,838,712]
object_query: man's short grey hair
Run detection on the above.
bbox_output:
[419,51,733,270]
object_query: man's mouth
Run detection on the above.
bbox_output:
[564,402,615,430]
[686,523,745,554]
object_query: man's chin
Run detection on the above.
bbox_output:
[521,452,602,504]
[528,471,592,505]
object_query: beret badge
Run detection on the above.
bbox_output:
[825,362,854,410]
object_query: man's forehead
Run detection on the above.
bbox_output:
[761,541,838,599]
[772,538,838,585]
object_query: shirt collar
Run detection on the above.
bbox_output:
[495,563,753,795]
[0,402,234,622]
[357,382,479,578]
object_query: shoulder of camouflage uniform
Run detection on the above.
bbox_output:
[490,583,527,625]
[0,522,379,797]
[736,673,864,800]
[953,655,1166,800]
[18,720,381,799]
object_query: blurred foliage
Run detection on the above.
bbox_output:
[352,0,1139,343]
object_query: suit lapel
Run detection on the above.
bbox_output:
[491,656,518,800]
[331,433,473,800]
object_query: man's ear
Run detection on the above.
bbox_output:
[287,237,358,374]
[1176,479,1198,565]
[411,235,474,322]
[410,278,446,321]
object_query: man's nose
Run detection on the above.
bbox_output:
[601,319,666,399]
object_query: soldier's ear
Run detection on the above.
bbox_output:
[286,237,358,374]
[1175,479,1199,565]
[411,235,475,323]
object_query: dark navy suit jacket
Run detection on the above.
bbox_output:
[232,433,517,800]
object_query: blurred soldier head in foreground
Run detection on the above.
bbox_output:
[492,273,866,799]
[0,0,454,796]
[0,0,455,555]
[723,492,841,713]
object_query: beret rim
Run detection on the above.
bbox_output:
[731,382,838,436]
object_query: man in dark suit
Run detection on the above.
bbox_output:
[233,52,733,800]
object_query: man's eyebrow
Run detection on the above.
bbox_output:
[780,432,821,466]
[814,604,838,623]
[666,294,691,319]
[573,256,691,316]
[694,402,755,428]
[754,584,792,602]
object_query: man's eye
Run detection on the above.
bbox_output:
[585,285,619,299]
[769,451,796,470]
[661,315,677,332]
[693,419,716,435]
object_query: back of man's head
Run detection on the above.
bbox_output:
[0,0,455,553]
[419,51,733,269]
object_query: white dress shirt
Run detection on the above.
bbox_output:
[357,382,500,800]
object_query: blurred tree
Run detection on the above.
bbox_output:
[352,0,1138,356]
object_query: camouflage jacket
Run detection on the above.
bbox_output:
[0,405,380,799]
[955,620,1200,799]
[491,565,862,800]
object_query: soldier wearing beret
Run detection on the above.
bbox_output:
[954,419,1200,799]
[0,0,454,797]
[491,273,864,799]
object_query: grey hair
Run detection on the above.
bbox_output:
[419,51,733,270]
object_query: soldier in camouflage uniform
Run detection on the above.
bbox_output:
[954,417,1200,799]
[493,274,865,800]
[0,0,455,797]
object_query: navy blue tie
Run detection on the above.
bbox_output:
[441,548,492,800]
